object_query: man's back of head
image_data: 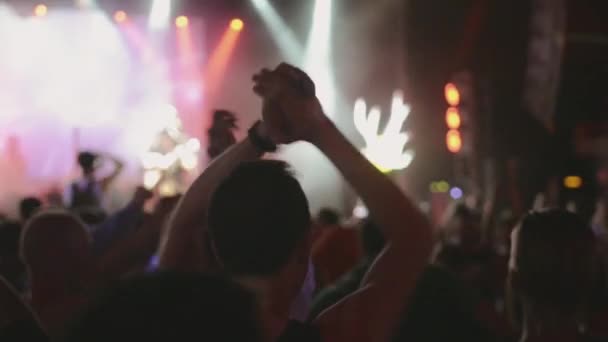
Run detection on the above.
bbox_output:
[21,210,91,279]
[208,160,311,278]
[509,209,596,323]
[19,197,42,223]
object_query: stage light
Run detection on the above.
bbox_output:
[34,4,47,17]
[445,82,460,106]
[450,187,463,199]
[250,0,302,63]
[230,18,244,31]
[564,175,582,189]
[446,129,462,153]
[114,10,127,23]
[353,90,414,173]
[175,15,188,28]
[149,0,172,30]
[305,0,335,116]
[445,107,461,129]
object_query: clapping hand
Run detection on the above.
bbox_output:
[252,63,329,144]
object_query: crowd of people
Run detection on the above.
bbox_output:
[0,63,607,342]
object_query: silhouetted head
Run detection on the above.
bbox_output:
[19,197,42,222]
[21,211,92,283]
[507,209,596,326]
[64,272,262,342]
[317,208,340,226]
[442,203,482,249]
[77,152,97,176]
[360,219,386,258]
[208,160,311,298]
[212,109,237,127]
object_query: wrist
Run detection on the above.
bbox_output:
[248,121,277,153]
[308,117,336,147]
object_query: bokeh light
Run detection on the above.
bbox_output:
[446,129,462,153]
[113,10,127,23]
[450,187,463,199]
[445,107,461,129]
[230,18,244,31]
[34,4,48,17]
[175,15,189,28]
[564,175,583,189]
[444,82,460,106]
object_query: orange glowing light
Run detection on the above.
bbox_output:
[444,82,460,106]
[230,18,244,31]
[114,10,127,23]
[445,107,461,129]
[446,129,462,153]
[175,16,189,28]
[34,4,47,17]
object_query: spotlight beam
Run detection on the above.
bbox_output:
[250,0,302,63]
[149,0,172,30]
[304,0,336,117]
[203,22,243,99]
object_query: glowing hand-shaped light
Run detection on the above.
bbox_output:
[353,90,414,173]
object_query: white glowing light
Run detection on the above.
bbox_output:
[185,138,200,152]
[148,0,172,30]
[353,90,414,173]
[141,152,164,169]
[250,0,302,63]
[143,169,162,189]
[353,200,368,219]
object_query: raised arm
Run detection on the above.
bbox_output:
[254,64,433,342]
[158,125,272,271]
[100,155,124,191]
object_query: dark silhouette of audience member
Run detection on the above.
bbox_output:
[20,211,95,339]
[507,209,598,342]
[19,197,42,223]
[63,272,262,342]
[68,151,124,224]
[311,220,491,342]
[312,208,362,287]
[207,109,237,160]
[0,222,25,291]
[309,219,385,319]
[0,275,48,341]
[161,63,433,342]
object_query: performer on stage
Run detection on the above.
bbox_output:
[66,151,124,223]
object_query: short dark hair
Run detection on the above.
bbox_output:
[512,209,595,316]
[19,197,42,222]
[64,272,262,342]
[77,152,97,173]
[208,160,311,276]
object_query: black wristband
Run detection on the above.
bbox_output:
[248,121,277,153]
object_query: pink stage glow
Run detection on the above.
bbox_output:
[0,4,205,214]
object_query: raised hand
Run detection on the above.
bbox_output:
[252,63,328,144]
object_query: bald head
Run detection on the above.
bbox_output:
[21,211,91,276]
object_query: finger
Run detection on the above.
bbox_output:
[252,68,272,81]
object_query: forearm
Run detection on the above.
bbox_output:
[159,138,263,270]
[311,121,431,247]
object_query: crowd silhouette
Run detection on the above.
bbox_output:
[0,63,606,342]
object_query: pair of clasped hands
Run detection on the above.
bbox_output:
[252,63,330,146]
